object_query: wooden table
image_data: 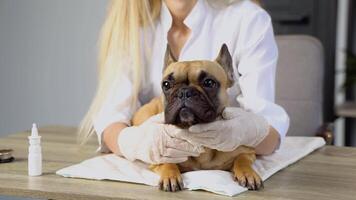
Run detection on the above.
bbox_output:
[0,126,356,200]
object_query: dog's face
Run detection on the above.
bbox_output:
[161,44,235,128]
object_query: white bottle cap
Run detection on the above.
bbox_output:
[31,123,39,137]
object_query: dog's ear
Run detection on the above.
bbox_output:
[163,44,177,72]
[215,44,234,87]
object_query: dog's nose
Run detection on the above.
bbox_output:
[178,88,197,99]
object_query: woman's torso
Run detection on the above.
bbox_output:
[138,0,265,106]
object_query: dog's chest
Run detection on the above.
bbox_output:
[177,148,236,172]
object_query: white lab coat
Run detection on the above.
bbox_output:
[93,0,290,151]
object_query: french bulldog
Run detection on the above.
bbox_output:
[131,44,263,192]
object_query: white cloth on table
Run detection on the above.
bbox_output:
[56,137,325,197]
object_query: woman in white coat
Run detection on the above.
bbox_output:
[79,0,290,165]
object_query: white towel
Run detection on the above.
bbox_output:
[56,137,325,196]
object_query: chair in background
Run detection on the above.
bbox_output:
[275,35,333,144]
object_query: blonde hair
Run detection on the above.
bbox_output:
[78,0,260,144]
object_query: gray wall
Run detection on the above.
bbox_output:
[0,0,108,136]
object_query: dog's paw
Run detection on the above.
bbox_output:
[233,168,263,190]
[159,174,184,192]
[151,163,184,192]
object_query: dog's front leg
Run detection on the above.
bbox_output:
[150,163,184,192]
[232,152,263,190]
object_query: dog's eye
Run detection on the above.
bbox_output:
[162,81,171,90]
[203,79,217,88]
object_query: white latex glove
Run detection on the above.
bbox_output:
[118,113,204,164]
[174,107,269,152]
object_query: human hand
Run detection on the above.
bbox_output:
[118,113,204,164]
[173,107,269,152]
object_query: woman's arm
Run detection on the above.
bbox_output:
[234,9,289,155]
[92,73,140,153]
[255,126,280,155]
[102,122,128,155]
[103,119,280,156]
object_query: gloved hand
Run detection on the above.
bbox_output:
[173,107,270,152]
[118,113,204,164]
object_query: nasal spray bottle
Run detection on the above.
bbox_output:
[28,123,42,176]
